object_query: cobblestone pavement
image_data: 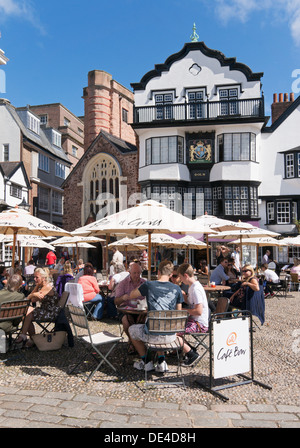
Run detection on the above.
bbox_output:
[0,291,299,429]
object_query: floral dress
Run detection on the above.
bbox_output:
[32,287,61,321]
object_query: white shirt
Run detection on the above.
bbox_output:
[24,265,35,275]
[264,269,279,283]
[232,250,240,270]
[112,250,123,264]
[188,281,209,328]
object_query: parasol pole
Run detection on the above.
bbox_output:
[12,228,17,268]
[105,234,110,271]
[206,234,210,284]
[147,231,152,280]
[76,243,79,264]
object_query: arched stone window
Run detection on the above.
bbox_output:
[83,154,121,223]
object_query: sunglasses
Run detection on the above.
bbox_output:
[172,274,179,278]
[242,269,250,273]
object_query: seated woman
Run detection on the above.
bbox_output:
[229,264,260,310]
[16,268,61,347]
[78,263,103,320]
[55,261,74,297]
[225,257,240,285]
[198,259,208,277]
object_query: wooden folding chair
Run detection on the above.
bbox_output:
[144,310,189,387]
[67,304,123,382]
[0,299,30,350]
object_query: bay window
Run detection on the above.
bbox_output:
[216,133,256,162]
[145,136,184,165]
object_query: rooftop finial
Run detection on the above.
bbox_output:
[190,23,199,42]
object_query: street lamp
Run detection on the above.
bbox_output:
[18,198,30,211]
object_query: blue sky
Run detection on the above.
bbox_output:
[1,0,300,121]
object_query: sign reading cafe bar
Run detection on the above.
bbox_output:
[213,317,250,379]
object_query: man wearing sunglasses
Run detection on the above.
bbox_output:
[210,256,230,285]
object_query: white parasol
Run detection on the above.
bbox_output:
[107,237,146,267]
[0,206,71,266]
[228,236,287,270]
[52,235,105,261]
[280,236,300,246]
[209,227,281,268]
[73,200,216,278]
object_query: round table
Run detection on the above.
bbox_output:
[116,306,147,316]
[204,285,231,293]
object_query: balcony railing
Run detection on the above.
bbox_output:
[133,98,265,124]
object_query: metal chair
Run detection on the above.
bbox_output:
[144,310,189,387]
[0,299,30,351]
[67,304,123,382]
[184,297,229,362]
[65,282,96,319]
[290,273,300,291]
[272,278,288,299]
[65,282,84,308]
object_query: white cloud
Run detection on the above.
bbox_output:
[212,0,300,45]
[0,0,45,34]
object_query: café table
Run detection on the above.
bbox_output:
[116,305,148,360]
[204,285,231,303]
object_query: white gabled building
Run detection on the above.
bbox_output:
[130,35,300,265]
[131,40,267,225]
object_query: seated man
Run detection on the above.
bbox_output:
[210,256,230,285]
[114,262,146,349]
[260,263,279,297]
[128,260,184,373]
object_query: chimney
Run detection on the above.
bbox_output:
[271,92,294,124]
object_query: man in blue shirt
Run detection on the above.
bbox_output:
[210,256,230,285]
[129,260,183,373]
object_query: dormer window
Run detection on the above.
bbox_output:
[218,87,239,115]
[155,93,173,120]
[187,90,205,119]
[52,130,61,148]
[28,112,40,134]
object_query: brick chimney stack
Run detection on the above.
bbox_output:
[82,70,136,151]
[271,92,295,124]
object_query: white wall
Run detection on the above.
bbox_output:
[134,48,261,107]
[0,105,21,161]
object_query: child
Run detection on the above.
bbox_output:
[177,263,209,367]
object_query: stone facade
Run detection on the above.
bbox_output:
[63,131,139,232]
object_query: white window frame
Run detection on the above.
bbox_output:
[55,162,66,179]
[52,190,63,214]
[38,153,49,173]
[277,201,290,224]
[39,187,49,212]
[52,130,61,148]
[286,153,294,178]
[28,112,40,134]
[3,143,9,161]
[267,202,274,221]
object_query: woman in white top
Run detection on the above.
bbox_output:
[176,263,209,367]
